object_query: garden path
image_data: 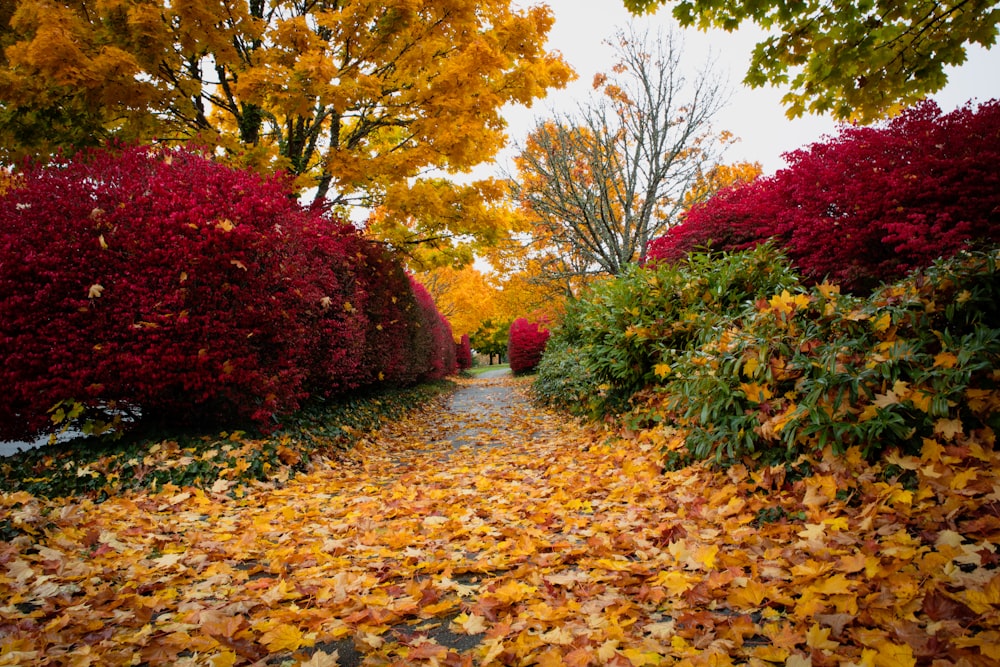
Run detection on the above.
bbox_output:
[2,375,999,665]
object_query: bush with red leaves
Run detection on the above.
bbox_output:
[508,318,550,375]
[646,100,1000,293]
[456,334,473,371]
[0,145,455,441]
[409,277,458,381]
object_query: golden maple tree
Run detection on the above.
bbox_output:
[0,0,573,265]
[681,160,762,210]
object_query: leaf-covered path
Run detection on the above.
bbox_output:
[3,376,1000,666]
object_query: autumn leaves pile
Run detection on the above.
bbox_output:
[3,377,999,665]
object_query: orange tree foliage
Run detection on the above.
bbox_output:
[417,265,499,340]
[681,160,761,210]
[0,0,573,266]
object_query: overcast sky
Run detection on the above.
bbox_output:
[497,0,1000,176]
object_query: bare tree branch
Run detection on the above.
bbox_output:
[510,25,729,279]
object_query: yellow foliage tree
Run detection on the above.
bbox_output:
[0,0,573,265]
[682,161,762,210]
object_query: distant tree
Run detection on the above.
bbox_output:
[618,0,1000,121]
[508,318,550,374]
[456,334,473,370]
[511,25,729,279]
[470,319,511,365]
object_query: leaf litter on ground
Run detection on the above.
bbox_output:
[2,375,999,666]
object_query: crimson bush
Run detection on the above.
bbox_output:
[508,318,550,374]
[647,100,1000,293]
[456,334,473,370]
[409,278,458,381]
[0,145,455,442]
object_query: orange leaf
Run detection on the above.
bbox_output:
[259,624,311,653]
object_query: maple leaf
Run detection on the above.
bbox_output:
[806,623,839,650]
[259,624,312,652]
[300,650,340,667]
[933,418,964,440]
[802,475,838,509]
[450,613,489,635]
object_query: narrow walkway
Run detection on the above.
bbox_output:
[3,375,999,665]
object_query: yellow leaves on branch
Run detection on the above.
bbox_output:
[1,0,574,256]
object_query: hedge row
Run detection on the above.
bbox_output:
[646,100,1000,294]
[0,145,456,442]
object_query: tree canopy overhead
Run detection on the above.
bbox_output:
[619,0,1000,121]
[0,0,573,265]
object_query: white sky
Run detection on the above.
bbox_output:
[495,0,1000,176]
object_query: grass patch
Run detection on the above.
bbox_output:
[467,363,510,376]
[0,381,456,501]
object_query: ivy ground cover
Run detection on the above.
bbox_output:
[2,376,998,666]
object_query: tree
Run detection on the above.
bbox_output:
[510,26,728,280]
[646,99,1000,293]
[681,160,761,210]
[619,0,1000,122]
[417,265,500,339]
[0,0,573,265]
[469,318,510,365]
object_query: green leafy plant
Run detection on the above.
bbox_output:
[535,243,799,415]
[661,248,1000,465]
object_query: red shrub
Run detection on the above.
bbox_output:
[508,318,550,374]
[456,334,473,370]
[0,145,456,442]
[409,277,458,381]
[647,100,1000,293]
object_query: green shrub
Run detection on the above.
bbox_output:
[660,248,1000,466]
[535,244,800,415]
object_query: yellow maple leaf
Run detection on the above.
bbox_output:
[769,289,810,316]
[653,570,694,595]
[653,363,672,379]
[872,312,892,333]
[299,650,340,667]
[871,640,916,667]
[259,623,311,652]
[728,579,768,608]
[933,351,959,368]
[491,580,537,603]
[933,418,964,441]
[740,382,773,403]
[950,469,978,490]
[450,612,488,635]
[207,652,238,667]
[802,475,838,509]
[742,356,761,378]
[806,623,839,650]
